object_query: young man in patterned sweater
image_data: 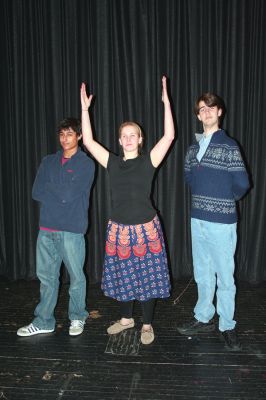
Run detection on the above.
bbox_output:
[177,93,250,351]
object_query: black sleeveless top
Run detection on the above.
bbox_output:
[107,152,156,225]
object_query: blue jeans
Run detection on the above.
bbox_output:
[33,230,88,330]
[191,218,237,332]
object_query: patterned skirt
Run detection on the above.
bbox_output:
[101,215,171,302]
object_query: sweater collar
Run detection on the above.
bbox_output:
[195,129,224,143]
[58,147,81,159]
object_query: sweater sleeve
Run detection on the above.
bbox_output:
[184,147,193,186]
[228,146,250,200]
[32,157,49,202]
[46,159,95,204]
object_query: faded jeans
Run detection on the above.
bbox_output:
[191,218,237,332]
[33,230,88,330]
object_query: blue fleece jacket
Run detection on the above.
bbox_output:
[184,130,249,224]
[32,148,95,234]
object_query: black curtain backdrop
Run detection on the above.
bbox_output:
[1,0,265,283]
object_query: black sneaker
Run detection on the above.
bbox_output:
[177,318,215,335]
[221,329,242,351]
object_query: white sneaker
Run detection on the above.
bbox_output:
[69,320,85,336]
[17,323,54,337]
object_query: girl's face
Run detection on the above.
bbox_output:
[119,125,142,154]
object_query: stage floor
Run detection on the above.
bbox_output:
[0,278,265,399]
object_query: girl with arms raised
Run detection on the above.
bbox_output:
[80,77,175,344]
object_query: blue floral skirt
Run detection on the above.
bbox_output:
[101,215,171,301]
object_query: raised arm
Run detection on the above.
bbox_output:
[80,82,109,168]
[150,76,175,168]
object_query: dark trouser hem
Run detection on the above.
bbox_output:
[120,298,156,324]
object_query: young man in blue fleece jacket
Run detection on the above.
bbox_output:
[177,93,250,351]
[17,118,95,337]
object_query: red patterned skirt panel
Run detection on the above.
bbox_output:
[102,215,171,301]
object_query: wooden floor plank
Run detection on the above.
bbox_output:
[0,279,265,399]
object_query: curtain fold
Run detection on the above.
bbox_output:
[1,0,265,283]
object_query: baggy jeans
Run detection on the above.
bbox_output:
[33,230,88,330]
[191,218,237,332]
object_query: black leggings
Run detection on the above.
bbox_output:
[120,299,156,324]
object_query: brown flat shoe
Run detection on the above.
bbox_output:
[141,326,154,345]
[107,318,135,334]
